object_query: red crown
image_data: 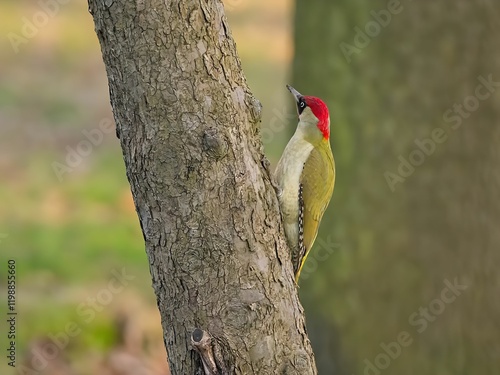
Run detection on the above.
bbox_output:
[304,96,330,139]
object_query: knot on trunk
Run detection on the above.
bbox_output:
[203,128,228,160]
[191,328,233,375]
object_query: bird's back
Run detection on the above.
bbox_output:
[296,141,335,279]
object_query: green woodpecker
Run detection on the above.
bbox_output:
[275,85,335,282]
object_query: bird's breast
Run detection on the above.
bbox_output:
[274,136,314,246]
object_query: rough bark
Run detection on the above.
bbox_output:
[87,0,317,374]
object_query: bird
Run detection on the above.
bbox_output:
[274,85,335,282]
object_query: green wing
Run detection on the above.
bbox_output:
[297,143,335,278]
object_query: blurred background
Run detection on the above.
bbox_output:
[1,0,499,374]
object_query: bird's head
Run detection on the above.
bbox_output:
[287,84,330,143]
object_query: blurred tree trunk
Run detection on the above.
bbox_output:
[291,0,500,374]
[390,2,500,374]
[88,0,317,374]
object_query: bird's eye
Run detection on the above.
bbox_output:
[297,99,307,114]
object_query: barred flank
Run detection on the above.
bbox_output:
[294,183,306,275]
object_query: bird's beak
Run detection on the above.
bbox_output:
[286,84,302,103]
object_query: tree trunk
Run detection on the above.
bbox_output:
[393,2,500,374]
[87,0,316,374]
